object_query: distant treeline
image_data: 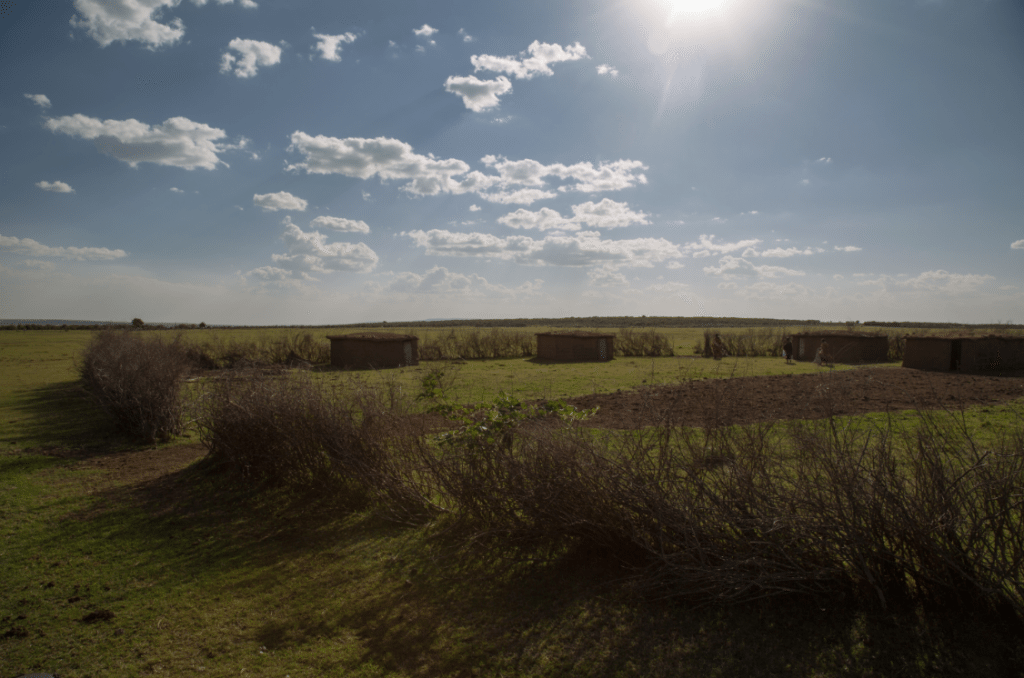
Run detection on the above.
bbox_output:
[3,317,1022,331]
[0,322,208,331]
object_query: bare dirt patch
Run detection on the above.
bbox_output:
[567,367,1024,429]
[34,443,207,492]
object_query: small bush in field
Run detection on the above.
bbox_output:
[78,330,191,442]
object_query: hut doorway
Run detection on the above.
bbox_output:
[950,339,962,371]
[598,338,608,360]
[404,341,413,365]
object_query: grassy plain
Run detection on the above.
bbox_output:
[1,327,1022,677]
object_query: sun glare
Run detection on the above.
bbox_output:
[662,0,729,15]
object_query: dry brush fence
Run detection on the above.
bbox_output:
[79,330,1024,617]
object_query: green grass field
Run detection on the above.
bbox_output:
[1,327,1022,677]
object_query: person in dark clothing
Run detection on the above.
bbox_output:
[783,337,793,364]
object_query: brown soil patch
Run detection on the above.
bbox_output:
[36,443,207,491]
[567,367,1024,429]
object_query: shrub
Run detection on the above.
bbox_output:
[615,328,673,356]
[78,330,191,442]
[195,371,437,520]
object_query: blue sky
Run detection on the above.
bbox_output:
[2,0,1022,324]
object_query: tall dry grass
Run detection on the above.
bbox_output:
[181,331,329,370]
[615,328,674,357]
[418,328,534,360]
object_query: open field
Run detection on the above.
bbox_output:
[2,326,1024,677]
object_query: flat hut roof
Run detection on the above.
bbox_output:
[791,330,886,338]
[326,332,417,342]
[904,334,1021,341]
[535,331,616,338]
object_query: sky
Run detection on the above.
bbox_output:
[1,0,1022,325]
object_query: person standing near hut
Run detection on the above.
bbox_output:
[712,333,725,360]
[783,336,793,364]
[814,339,830,366]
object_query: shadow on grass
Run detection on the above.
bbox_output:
[44,455,1024,678]
[3,380,133,453]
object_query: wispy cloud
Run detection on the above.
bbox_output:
[0,234,126,261]
[24,93,51,108]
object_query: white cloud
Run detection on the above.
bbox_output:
[36,180,75,193]
[702,255,804,279]
[312,31,357,61]
[1011,239,1024,250]
[287,132,646,204]
[405,228,681,268]
[254,191,307,212]
[24,93,51,108]
[220,38,282,78]
[681,234,762,258]
[801,179,810,185]
[596,64,618,77]
[261,217,378,278]
[413,24,438,37]
[45,113,235,170]
[458,28,474,42]
[471,40,588,80]
[286,132,472,195]
[817,157,832,163]
[571,199,649,228]
[70,0,255,50]
[170,187,184,193]
[477,188,557,205]
[444,75,513,111]
[468,204,481,211]
[499,207,575,231]
[0,234,126,261]
[756,247,819,258]
[834,245,862,252]
[498,198,648,231]
[70,0,185,49]
[665,261,685,270]
[482,154,648,194]
[309,215,370,233]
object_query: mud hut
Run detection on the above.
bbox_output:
[327,332,418,369]
[536,331,615,362]
[791,331,889,364]
[902,334,1024,372]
